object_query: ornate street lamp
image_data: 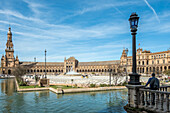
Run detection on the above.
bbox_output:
[128,13,141,85]
[45,49,47,78]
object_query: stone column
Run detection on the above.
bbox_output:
[126,85,145,108]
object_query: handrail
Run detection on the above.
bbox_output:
[139,88,170,94]
[143,85,170,92]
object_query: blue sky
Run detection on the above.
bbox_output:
[0,0,170,62]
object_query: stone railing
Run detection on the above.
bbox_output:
[126,85,170,113]
[139,86,170,113]
[159,86,170,92]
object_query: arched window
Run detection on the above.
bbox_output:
[146,67,148,73]
[164,66,167,70]
[152,61,154,64]
[156,67,159,73]
[147,60,149,65]
[153,67,155,72]
[160,67,162,72]
[142,61,144,65]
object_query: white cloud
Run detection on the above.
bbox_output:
[0,9,42,22]
[144,0,160,23]
[59,1,138,22]
[23,0,45,15]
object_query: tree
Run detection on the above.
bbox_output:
[112,65,124,85]
[163,69,170,76]
[12,66,27,85]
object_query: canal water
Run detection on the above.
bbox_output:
[0,79,128,113]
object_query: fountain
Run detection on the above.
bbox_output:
[66,67,81,76]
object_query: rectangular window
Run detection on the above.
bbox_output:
[163,60,165,64]
[152,61,154,64]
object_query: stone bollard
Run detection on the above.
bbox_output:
[126,85,145,108]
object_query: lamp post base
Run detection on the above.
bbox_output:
[128,73,141,85]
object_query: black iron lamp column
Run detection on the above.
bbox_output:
[45,49,47,78]
[128,13,141,85]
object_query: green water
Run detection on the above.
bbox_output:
[0,79,128,113]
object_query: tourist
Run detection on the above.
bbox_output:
[145,73,160,90]
[145,73,160,105]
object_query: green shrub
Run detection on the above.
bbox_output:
[90,84,96,87]
[99,84,108,87]
[19,81,27,86]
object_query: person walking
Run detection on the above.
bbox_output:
[145,73,160,105]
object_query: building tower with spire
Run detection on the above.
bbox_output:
[1,26,19,74]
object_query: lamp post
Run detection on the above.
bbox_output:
[128,13,141,85]
[45,49,47,78]
[125,48,128,83]
[34,57,36,76]
[34,57,37,87]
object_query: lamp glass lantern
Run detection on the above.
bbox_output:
[129,13,139,29]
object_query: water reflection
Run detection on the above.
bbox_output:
[1,79,16,96]
[0,79,128,113]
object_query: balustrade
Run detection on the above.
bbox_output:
[139,86,170,113]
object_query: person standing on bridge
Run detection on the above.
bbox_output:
[145,73,160,105]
